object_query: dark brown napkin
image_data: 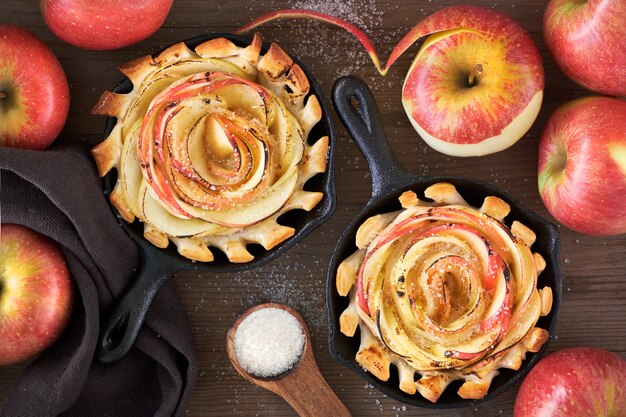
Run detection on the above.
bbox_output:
[0,144,197,417]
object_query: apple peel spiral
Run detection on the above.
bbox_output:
[92,34,329,263]
[336,183,552,402]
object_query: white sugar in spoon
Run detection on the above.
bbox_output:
[227,303,351,417]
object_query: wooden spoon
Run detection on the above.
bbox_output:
[227,303,351,417]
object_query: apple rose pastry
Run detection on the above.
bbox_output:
[337,183,553,402]
[91,34,329,262]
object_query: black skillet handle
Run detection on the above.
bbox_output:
[98,241,180,363]
[332,76,412,199]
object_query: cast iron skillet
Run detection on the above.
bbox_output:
[327,76,562,408]
[98,33,336,363]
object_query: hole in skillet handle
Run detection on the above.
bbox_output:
[102,313,130,352]
[331,76,412,198]
[96,33,337,363]
[98,240,181,363]
[327,76,563,408]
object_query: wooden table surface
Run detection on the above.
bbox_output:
[2,1,625,416]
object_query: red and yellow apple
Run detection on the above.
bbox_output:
[544,0,626,97]
[0,25,69,150]
[40,0,174,50]
[238,6,544,157]
[400,6,544,157]
[514,347,626,417]
[538,96,626,235]
[0,224,73,366]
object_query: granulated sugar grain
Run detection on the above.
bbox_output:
[233,307,305,377]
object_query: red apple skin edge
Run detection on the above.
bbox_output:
[0,25,69,150]
[514,347,626,417]
[0,224,73,366]
[40,0,174,50]
[538,97,626,235]
[544,0,626,97]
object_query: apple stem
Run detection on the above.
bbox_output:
[0,91,6,99]
[468,64,483,87]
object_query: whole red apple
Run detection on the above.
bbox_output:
[514,347,626,417]
[0,224,73,366]
[538,96,626,235]
[544,0,626,97]
[40,0,174,50]
[0,25,69,150]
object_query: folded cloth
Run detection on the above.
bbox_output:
[0,144,197,417]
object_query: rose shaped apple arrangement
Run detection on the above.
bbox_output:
[91,33,329,262]
[239,5,544,157]
[336,183,553,402]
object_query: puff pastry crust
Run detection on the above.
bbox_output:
[92,33,329,262]
[337,182,552,402]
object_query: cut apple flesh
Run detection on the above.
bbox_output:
[119,120,145,219]
[489,289,541,357]
[165,114,270,210]
[139,184,228,238]
[189,114,248,185]
[358,207,517,313]
[121,58,250,137]
[180,166,298,228]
